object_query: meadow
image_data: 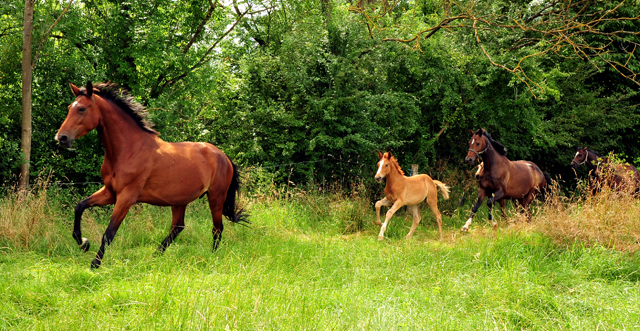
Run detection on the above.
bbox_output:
[1,178,640,330]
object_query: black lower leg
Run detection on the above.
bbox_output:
[157,226,185,253]
[91,230,115,269]
[73,198,90,246]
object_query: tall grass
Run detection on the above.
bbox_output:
[1,173,640,329]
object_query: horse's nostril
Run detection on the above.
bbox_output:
[58,135,68,144]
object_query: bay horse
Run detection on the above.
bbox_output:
[571,147,639,192]
[374,151,450,240]
[463,129,549,231]
[55,82,247,269]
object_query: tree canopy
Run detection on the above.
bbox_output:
[1,0,639,189]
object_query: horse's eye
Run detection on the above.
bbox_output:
[385,164,388,167]
[78,107,86,113]
[476,143,480,146]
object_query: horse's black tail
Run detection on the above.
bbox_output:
[223,160,249,225]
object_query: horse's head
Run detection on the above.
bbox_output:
[571,147,589,169]
[465,129,489,164]
[55,82,101,148]
[375,151,391,182]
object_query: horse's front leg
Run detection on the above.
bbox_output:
[374,197,393,226]
[74,186,115,252]
[91,191,137,269]
[462,191,486,232]
[378,200,404,240]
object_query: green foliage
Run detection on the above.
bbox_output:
[0,0,638,190]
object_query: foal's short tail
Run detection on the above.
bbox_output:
[223,161,249,225]
[433,180,450,200]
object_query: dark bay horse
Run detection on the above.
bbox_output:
[463,129,550,231]
[571,147,639,192]
[374,151,450,240]
[56,82,247,269]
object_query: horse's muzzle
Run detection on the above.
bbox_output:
[465,157,475,165]
[375,176,384,183]
[570,162,578,169]
[55,134,74,149]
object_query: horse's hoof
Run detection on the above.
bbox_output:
[378,236,384,241]
[492,222,498,229]
[154,247,166,257]
[461,226,469,232]
[79,237,90,252]
[90,258,101,269]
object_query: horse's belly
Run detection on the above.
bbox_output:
[138,174,207,206]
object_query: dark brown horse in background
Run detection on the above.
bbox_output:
[463,129,550,231]
[56,82,247,269]
[571,147,639,192]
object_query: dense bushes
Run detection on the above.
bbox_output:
[0,0,638,190]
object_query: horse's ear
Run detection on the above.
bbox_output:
[387,150,393,158]
[70,83,80,96]
[85,81,93,97]
[469,129,474,135]
[476,128,484,135]
[377,151,383,159]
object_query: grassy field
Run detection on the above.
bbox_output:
[1,183,640,330]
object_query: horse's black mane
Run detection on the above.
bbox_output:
[80,83,157,134]
[477,129,507,156]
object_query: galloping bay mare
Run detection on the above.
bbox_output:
[463,129,550,231]
[571,147,639,192]
[55,82,247,269]
[374,151,450,240]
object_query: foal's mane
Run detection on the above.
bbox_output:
[384,152,405,176]
[477,129,507,156]
[80,83,158,135]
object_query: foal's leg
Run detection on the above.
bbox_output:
[207,193,225,251]
[91,192,137,269]
[462,191,487,232]
[156,205,187,254]
[405,205,422,239]
[378,200,404,240]
[375,197,393,226]
[74,187,116,252]
[426,196,444,240]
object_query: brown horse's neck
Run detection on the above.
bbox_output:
[95,96,156,163]
[384,161,405,188]
[480,142,508,172]
[585,151,601,171]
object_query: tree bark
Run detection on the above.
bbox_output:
[19,0,35,190]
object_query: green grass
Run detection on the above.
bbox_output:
[1,189,640,330]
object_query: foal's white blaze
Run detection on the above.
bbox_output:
[471,138,475,145]
[376,158,386,178]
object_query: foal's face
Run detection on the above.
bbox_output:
[465,132,487,164]
[375,152,391,182]
[475,162,484,179]
[55,83,101,148]
[571,148,589,168]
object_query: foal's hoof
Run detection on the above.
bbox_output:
[79,237,90,252]
[378,236,385,241]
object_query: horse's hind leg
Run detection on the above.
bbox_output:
[156,205,187,254]
[207,193,225,251]
[74,187,115,252]
[405,205,422,239]
[426,196,443,240]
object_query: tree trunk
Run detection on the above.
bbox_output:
[19,0,35,190]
